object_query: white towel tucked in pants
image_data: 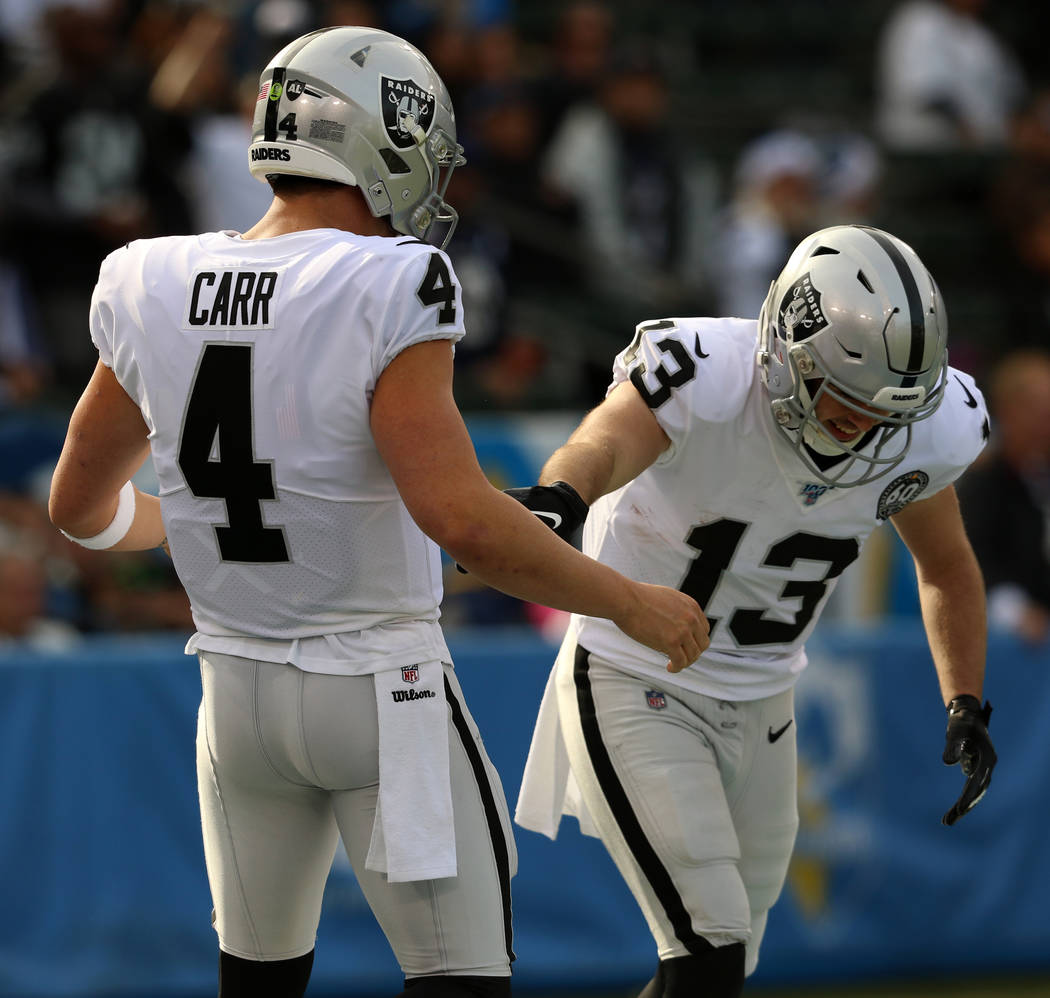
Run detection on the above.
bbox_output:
[367,659,457,881]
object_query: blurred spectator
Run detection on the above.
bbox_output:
[0,0,192,397]
[531,0,613,145]
[82,546,195,634]
[382,0,509,44]
[150,7,273,233]
[0,527,79,650]
[710,128,822,319]
[439,164,526,407]
[470,83,578,286]
[1004,85,1050,165]
[819,129,885,226]
[541,47,718,315]
[455,62,588,407]
[0,466,192,638]
[875,0,1026,151]
[184,73,274,234]
[958,349,1050,644]
[985,87,1050,359]
[0,261,50,408]
[419,18,474,112]
[987,178,1050,364]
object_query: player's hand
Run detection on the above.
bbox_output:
[941,694,996,826]
[456,481,589,573]
[617,583,710,674]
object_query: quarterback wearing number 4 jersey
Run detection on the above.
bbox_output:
[94,229,462,663]
[512,225,997,998]
[48,25,708,998]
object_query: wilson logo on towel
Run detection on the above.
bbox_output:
[391,688,436,703]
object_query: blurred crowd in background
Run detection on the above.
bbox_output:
[0,0,1049,648]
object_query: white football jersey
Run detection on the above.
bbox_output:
[90,229,465,672]
[573,317,989,701]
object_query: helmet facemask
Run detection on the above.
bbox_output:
[404,126,465,246]
[767,340,947,487]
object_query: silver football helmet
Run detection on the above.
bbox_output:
[756,224,948,487]
[249,26,465,247]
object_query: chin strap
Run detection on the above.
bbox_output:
[800,419,845,456]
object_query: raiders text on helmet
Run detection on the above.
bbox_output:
[249,26,465,247]
[756,225,948,487]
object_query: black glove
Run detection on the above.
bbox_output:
[941,694,996,826]
[503,481,589,543]
[455,481,589,574]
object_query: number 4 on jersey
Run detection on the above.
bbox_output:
[178,343,290,563]
[416,252,457,324]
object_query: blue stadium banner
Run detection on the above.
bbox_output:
[0,624,1047,996]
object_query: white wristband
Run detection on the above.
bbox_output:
[60,480,137,550]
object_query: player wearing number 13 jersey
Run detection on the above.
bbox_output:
[47,25,708,998]
[513,225,997,997]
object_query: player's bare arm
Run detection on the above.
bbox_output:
[891,484,986,704]
[537,381,671,502]
[371,339,708,672]
[49,360,167,551]
[892,483,996,825]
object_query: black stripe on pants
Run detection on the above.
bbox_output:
[572,645,712,956]
[444,675,515,965]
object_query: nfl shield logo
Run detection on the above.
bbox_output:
[645,690,666,710]
[401,665,420,684]
[381,76,435,149]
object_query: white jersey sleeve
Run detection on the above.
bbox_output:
[609,317,756,456]
[913,367,989,498]
[372,242,464,374]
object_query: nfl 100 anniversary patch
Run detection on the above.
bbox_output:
[800,482,830,506]
[876,470,930,520]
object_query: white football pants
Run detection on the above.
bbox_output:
[195,652,516,976]
[556,641,798,975]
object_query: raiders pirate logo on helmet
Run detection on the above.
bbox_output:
[381,76,435,149]
[778,271,828,341]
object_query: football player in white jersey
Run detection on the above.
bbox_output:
[46,26,708,998]
[512,225,997,997]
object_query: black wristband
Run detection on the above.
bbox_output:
[504,481,589,542]
[546,481,589,525]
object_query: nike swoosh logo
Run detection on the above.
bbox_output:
[768,720,793,743]
[534,510,563,530]
[694,334,709,359]
[954,375,978,409]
